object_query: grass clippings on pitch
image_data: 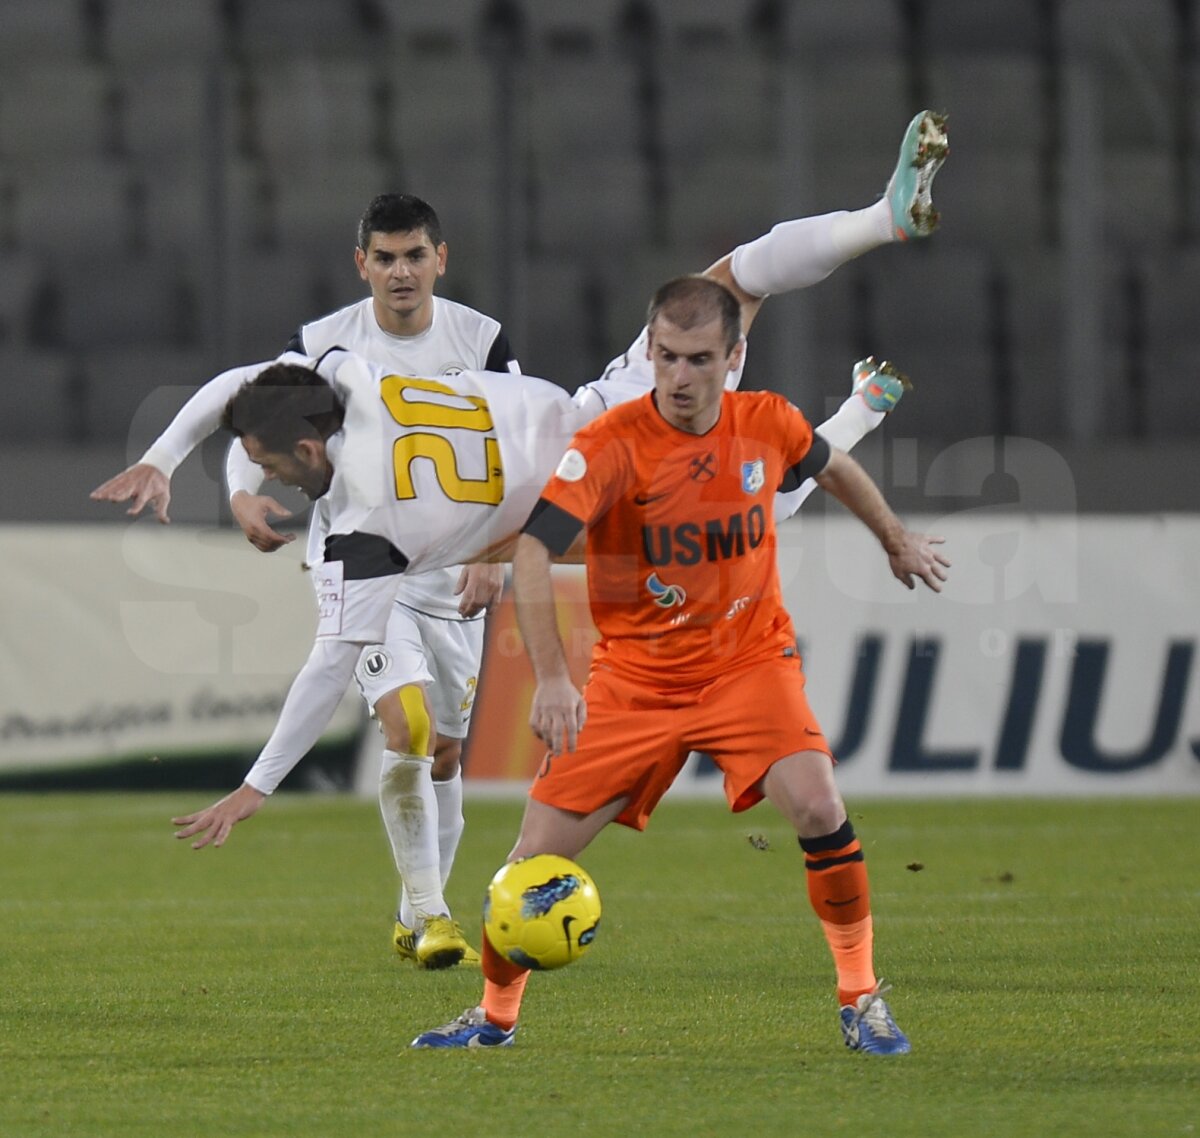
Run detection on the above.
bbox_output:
[0,794,1196,1138]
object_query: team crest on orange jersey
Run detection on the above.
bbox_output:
[741,459,765,493]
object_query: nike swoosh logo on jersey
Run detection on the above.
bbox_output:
[634,492,669,506]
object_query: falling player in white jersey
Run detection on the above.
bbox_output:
[91,110,948,957]
[100,193,522,970]
[134,337,905,845]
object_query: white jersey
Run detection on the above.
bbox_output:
[289,296,519,619]
[135,337,884,797]
[315,350,590,644]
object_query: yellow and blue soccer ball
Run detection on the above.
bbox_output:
[483,854,601,970]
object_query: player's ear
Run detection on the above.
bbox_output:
[354,245,369,280]
[294,438,325,465]
[727,336,745,372]
[435,242,448,277]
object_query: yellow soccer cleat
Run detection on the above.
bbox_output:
[416,915,469,970]
[395,917,480,968]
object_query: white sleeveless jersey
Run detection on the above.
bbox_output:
[292,296,518,619]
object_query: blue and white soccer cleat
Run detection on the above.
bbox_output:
[886,110,949,240]
[852,357,911,413]
[840,983,911,1055]
[411,1006,516,1050]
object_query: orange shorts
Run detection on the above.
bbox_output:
[528,652,831,831]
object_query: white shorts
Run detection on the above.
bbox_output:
[353,603,486,740]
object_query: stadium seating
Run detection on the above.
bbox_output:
[1000,249,1067,439]
[0,348,80,443]
[0,63,118,160]
[227,0,372,58]
[0,252,44,348]
[43,258,198,350]
[521,255,603,389]
[102,0,225,63]
[519,0,630,49]
[80,345,210,447]
[1141,249,1200,436]
[374,0,489,50]
[247,59,390,168]
[0,0,1194,455]
[787,0,905,57]
[0,0,95,64]
[917,0,1048,55]
[8,158,139,256]
[118,65,216,163]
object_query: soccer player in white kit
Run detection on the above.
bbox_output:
[92,111,948,968]
[254,194,521,969]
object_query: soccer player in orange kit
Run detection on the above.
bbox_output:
[412,275,950,1055]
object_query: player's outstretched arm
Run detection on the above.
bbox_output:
[168,636,364,850]
[814,448,950,592]
[90,463,173,523]
[89,361,267,520]
[513,534,586,753]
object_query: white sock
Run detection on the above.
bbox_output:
[379,749,446,929]
[433,770,465,889]
[731,201,894,298]
[774,393,885,521]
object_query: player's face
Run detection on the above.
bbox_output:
[647,316,743,434]
[242,435,332,500]
[356,229,447,333]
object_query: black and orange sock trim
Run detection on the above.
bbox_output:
[800,819,870,925]
[799,818,863,867]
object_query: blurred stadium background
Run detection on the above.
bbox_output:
[3,0,1200,515]
[0,0,1197,792]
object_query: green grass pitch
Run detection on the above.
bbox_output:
[1,793,1196,1137]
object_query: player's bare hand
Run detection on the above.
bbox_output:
[89,463,172,524]
[171,783,266,850]
[455,562,505,617]
[231,491,295,552]
[887,533,950,592]
[530,675,586,754]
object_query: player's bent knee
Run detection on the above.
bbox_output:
[375,683,435,757]
[431,737,463,782]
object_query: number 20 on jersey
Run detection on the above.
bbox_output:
[380,375,505,506]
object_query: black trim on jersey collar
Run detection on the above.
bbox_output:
[324,532,410,580]
[780,432,831,493]
[522,498,585,558]
[312,345,349,370]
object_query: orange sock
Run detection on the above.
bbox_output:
[479,929,530,1031]
[800,820,877,1005]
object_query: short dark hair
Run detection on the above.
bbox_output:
[646,275,742,353]
[221,363,346,454]
[357,193,444,251]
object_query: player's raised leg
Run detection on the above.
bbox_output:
[711,109,950,333]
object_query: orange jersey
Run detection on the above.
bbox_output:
[525,390,830,687]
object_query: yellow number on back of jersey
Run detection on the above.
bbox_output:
[380,375,505,505]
